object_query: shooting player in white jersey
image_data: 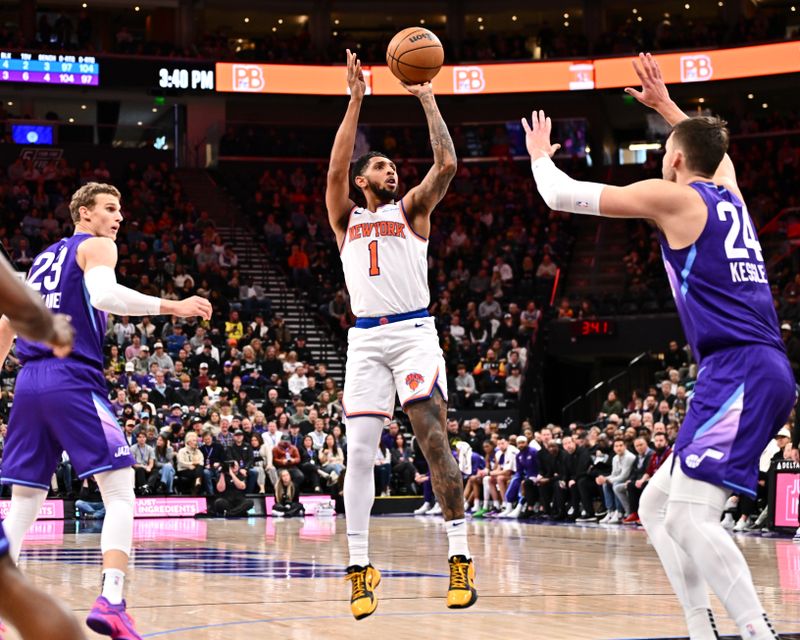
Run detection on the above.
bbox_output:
[326,50,477,620]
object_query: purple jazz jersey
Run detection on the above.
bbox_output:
[16,234,107,368]
[660,181,794,495]
[1,234,134,489]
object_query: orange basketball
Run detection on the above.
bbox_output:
[386,27,444,84]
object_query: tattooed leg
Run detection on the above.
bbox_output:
[406,391,465,521]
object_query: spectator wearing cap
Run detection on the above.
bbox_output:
[204,375,223,404]
[131,344,150,373]
[780,323,800,381]
[495,313,519,346]
[227,428,259,493]
[165,324,187,357]
[478,362,505,394]
[220,360,236,388]
[195,337,220,364]
[122,419,138,447]
[195,362,210,389]
[164,403,184,427]
[149,342,175,373]
[287,422,303,449]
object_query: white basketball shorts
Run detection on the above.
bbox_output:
[342,315,448,421]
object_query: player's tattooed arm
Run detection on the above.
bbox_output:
[402,83,457,226]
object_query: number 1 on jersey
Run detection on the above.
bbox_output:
[368,240,381,276]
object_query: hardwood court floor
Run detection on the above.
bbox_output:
[10,516,800,640]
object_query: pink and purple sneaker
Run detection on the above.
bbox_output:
[86,596,142,640]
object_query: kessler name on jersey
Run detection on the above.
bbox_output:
[729,260,768,284]
[348,221,407,242]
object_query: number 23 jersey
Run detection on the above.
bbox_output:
[16,233,107,368]
[659,181,784,363]
[339,200,430,318]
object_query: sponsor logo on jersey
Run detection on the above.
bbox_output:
[405,373,425,391]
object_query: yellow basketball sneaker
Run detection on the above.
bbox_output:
[447,555,478,609]
[345,564,382,620]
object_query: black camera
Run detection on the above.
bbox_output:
[221,459,236,473]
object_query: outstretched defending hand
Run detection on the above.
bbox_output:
[521,109,561,160]
[173,296,213,320]
[346,49,366,101]
[625,52,671,111]
[401,81,433,99]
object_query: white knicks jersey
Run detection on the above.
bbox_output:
[339,200,430,317]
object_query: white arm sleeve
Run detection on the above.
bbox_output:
[84,266,162,316]
[531,156,606,215]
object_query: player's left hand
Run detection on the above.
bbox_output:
[521,110,561,161]
[401,81,433,98]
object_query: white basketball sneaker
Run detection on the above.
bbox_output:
[427,503,443,516]
[414,502,431,515]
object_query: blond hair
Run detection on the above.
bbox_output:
[69,182,121,224]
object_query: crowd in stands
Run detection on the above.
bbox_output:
[0,7,796,64]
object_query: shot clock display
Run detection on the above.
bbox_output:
[571,320,617,339]
[0,51,99,86]
[158,66,214,91]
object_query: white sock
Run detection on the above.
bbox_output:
[739,614,779,640]
[347,530,370,567]
[686,608,719,640]
[101,569,125,605]
[445,518,470,559]
[492,500,500,509]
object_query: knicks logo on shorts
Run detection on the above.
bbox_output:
[405,373,425,391]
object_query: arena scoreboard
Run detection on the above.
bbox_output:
[0,51,99,86]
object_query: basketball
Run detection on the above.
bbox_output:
[386,27,444,84]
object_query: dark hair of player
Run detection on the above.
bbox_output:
[670,116,730,179]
